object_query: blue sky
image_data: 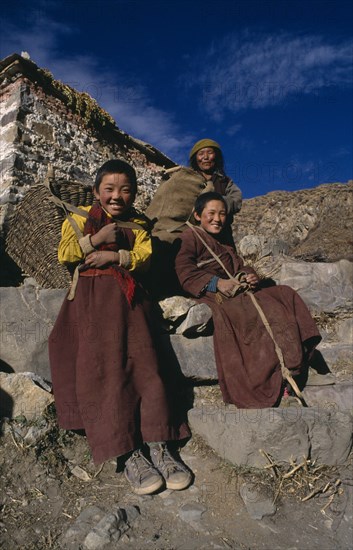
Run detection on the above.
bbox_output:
[1,0,352,197]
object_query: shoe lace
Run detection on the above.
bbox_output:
[129,451,154,481]
[156,446,185,474]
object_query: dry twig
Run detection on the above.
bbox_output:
[93,462,105,478]
[259,448,279,478]
[258,449,342,510]
[321,493,336,513]
[301,486,325,502]
[9,427,23,451]
[283,459,307,479]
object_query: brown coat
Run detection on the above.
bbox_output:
[146,167,242,244]
[175,228,321,408]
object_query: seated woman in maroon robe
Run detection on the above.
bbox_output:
[175,192,321,408]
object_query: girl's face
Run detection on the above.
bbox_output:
[194,199,227,235]
[196,147,216,174]
[94,173,135,218]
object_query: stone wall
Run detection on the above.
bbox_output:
[0,54,175,240]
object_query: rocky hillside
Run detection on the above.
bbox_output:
[233,181,353,262]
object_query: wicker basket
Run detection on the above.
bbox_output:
[6,179,95,289]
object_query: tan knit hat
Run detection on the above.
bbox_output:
[189,139,221,159]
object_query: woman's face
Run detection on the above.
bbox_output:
[196,147,216,174]
[194,199,227,234]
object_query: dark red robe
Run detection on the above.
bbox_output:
[49,205,189,464]
[175,227,321,408]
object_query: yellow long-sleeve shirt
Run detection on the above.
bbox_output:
[58,205,152,272]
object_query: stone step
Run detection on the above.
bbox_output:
[188,404,353,467]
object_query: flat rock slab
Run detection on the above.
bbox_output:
[158,334,217,380]
[0,280,66,378]
[188,405,353,467]
[303,383,353,412]
[276,259,353,313]
[316,342,352,371]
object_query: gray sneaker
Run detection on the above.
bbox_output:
[124,450,164,495]
[150,444,192,491]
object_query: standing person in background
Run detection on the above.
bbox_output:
[145,139,242,297]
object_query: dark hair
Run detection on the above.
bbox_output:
[94,159,137,193]
[190,147,225,173]
[194,192,228,216]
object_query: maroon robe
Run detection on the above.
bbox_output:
[49,205,189,464]
[175,227,321,408]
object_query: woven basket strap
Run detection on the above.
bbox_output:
[44,176,88,241]
[44,176,142,234]
[186,221,306,406]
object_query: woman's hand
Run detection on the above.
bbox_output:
[217,278,238,297]
[217,274,259,296]
[85,251,120,268]
[90,223,118,247]
[245,273,259,289]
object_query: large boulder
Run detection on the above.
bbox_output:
[275,259,353,314]
[0,279,66,379]
[188,405,353,466]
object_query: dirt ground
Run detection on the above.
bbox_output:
[1,402,352,550]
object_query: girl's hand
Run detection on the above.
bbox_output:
[245,273,259,289]
[85,251,119,268]
[217,278,238,297]
[90,223,119,247]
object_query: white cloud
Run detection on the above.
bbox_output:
[278,157,340,184]
[2,17,72,64]
[225,123,242,137]
[183,32,353,120]
[1,15,194,162]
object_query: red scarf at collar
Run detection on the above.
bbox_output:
[83,203,136,305]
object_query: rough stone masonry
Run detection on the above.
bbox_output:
[0,53,175,281]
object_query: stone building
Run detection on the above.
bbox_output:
[0,53,175,283]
